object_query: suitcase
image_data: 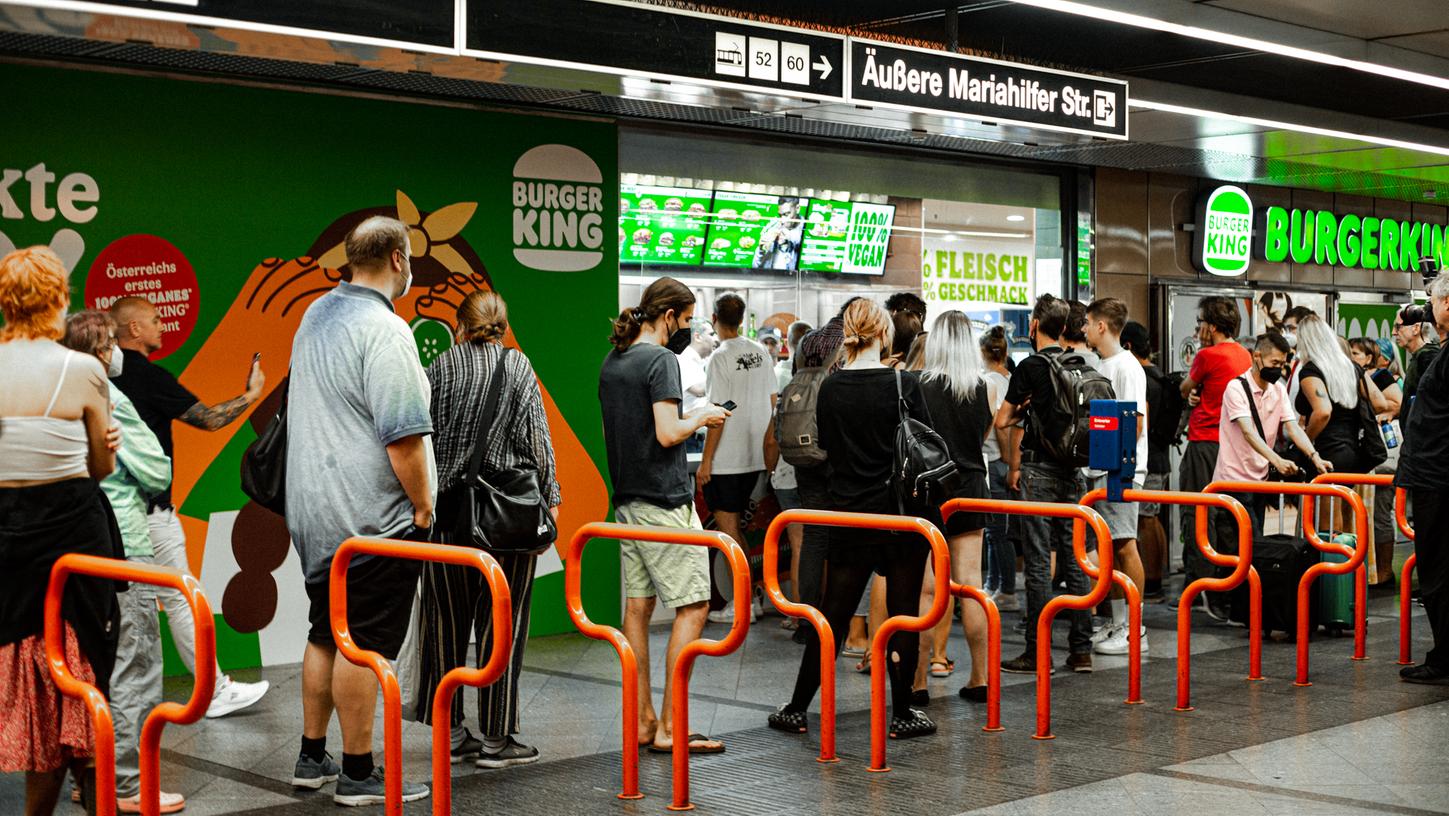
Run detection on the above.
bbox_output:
[1230,534,1318,636]
[1318,533,1356,636]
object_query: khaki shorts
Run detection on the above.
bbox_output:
[615,500,711,609]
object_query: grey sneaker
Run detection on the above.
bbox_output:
[291,752,340,790]
[333,766,429,807]
[474,737,540,769]
[451,729,483,764]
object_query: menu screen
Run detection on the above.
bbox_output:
[618,185,712,265]
[703,192,810,270]
[800,201,896,275]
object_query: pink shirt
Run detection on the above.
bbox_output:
[1213,371,1293,483]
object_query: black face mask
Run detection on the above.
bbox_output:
[1259,366,1284,384]
[665,320,692,354]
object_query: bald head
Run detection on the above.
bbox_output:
[345,215,412,300]
[111,296,163,353]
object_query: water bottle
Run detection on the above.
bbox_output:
[1382,420,1399,449]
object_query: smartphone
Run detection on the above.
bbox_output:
[719,400,737,412]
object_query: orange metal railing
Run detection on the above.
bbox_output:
[565,522,748,812]
[1311,473,1403,663]
[1080,488,1255,711]
[331,537,512,816]
[1393,488,1417,665]
[46,554,216,816]
[943,498,1111,740]
[1204,481,1365,688]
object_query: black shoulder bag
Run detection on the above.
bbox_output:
[451,348,557,555]
[892,369,961,517]
[1237,376,1306,483]
[240,377,289,515]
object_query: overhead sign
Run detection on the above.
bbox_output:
[848,39,1129,140]
[1194,185,1254,276]
[921,235,1036,325]
[465,0,847,102]
[3,0,456,52]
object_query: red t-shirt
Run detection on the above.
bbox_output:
[1187,342,1252,442]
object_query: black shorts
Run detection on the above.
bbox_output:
[939,470,991,537]
[306,553,423,660]
[702,471,762,514]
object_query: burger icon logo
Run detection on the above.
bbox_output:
[512,144,606,272]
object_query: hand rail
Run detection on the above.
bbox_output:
[1310,473,1390,661]
[1204,481,1365,687]
[1080,488,1254,711]
[944,498,1111,740]
[46,554,216,816]
[1395,488,1417,666]
[565,522,749,812]
[331,537,513,816]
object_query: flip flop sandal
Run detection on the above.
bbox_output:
[647,733,725,755]
[929,659,955,678]
[840,646,866,659]
[855,655,872,674]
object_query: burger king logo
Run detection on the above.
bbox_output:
[512,144,606,272]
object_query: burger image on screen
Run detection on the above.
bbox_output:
[683,235,703,248]
[633,228,652,244]
[742,209,762,223]
[619,227,626,244]
[664,198,684,211]
[718,208,739,220]
[638,198,658,211]
[688,202,707,215]
[658,232,676,247]
[711,237,731,250]
[739,236,757,249]
[620,199,631,212]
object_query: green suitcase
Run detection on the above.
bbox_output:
[1319,533,1356,636]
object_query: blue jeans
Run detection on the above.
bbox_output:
[984,459,1016,595]
[1019,462,1092,656]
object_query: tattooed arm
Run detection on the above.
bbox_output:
[1300,375,1333,440]
[178,359,266,431]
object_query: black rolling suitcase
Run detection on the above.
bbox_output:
[1229,533,1318,636]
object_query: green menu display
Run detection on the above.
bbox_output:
[619,185,712,265]
[799,200,896,275]
[703,192,809,269]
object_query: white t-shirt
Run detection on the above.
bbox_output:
[678,346,708,417]
[771,360,798,491]
[982,370,1009,462]
[1097,348,1149,483]
[706,336,778,475]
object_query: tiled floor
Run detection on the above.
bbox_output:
[6,577,1449,815]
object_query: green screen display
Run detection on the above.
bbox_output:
[618,185,712,265]
[799,200,896,275]
[703,192,809,270]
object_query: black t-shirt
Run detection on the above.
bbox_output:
[1142,363,1170,474]
[1003,346,1062,458]
[1397,339,1449,490]
[1293,361,1360,453]
[919,376,990,476]
[109,348,199,508]
[598,343,690,509]
[817,367,931,514]
[1370,367,1396,393]
[1400,342,1439,432]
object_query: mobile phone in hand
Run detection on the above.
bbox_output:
[719,400,737,412]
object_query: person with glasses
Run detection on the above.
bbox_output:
[1394,304,1441,443]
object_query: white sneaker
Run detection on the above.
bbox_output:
[1094,625,1148,656]
[751,590,766,621]
[118,790,185,813]
[706,606,756,624]
[206,676,270,719]
[1090,621,1116,645]
[994,593,1020,612]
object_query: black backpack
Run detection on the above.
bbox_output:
[891,369,961,516]
[1146,366,1187,450]
[1036,349,1116,468]
[240,377,288,515]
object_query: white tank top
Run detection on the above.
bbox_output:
[0,351,90,481]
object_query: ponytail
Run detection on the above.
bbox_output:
[611,277,695,351]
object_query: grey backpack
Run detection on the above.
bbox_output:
[776,365,830,467]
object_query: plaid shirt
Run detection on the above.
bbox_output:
[796,316,845,372]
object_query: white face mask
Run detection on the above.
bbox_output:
[1282,330,1297,349]
[107,348,124,378]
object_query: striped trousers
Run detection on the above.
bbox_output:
[411,547,536,737]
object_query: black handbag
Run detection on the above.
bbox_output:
[449,347,557,555]
[1238,376,1307,482]
[891,369,961,517]
[1355,373,1389,470]
[240,377,289,515]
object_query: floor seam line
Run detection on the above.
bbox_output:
[1145,768,1447,816]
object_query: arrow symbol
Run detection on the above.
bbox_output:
[813,54,832,81]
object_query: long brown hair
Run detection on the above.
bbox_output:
[841,298,892,364]
[611,277,694,351]
[456,290,508,345]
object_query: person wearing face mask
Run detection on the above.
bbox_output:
[1279,305,1315,403]
[601,277,731,754]
[61,311,181,815]
[1394,303,1441,442]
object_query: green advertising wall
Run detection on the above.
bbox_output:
[1,62,621,670]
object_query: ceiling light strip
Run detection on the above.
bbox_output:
[1131,98,1449,158]
[1007,0,1449,93]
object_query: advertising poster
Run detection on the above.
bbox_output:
[704,191,808,270]
[799,200,896,275]
[618,184,711,265]
[920,236,1035,325]
[2,63,619,671]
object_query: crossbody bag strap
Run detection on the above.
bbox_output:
[894,366,908,424]
[466,346,512,482]
[1238,376,1267,442]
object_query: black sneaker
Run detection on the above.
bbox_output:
[1002,651,1054,675]
[911,688,930,707]
[889,708,937,740]
[451,729,482,764]
[1066,652,1093,673]
[767,705,807,734]
[958,685,988,703]
[1204,594,1230,623]
[1400,664,1449,686]
[475,737,540,769]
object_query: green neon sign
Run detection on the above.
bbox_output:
[1256,205,1448,272]
[1193,185,1253,276]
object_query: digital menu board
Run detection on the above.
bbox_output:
[703,192,810,270]
[618,185,712,265]
[800,200,897,275]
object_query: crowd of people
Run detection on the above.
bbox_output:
[3,220,1447,813]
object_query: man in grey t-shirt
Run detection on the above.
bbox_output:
[285,216,435,806]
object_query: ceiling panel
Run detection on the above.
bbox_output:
[1375,29,1449,59]
[1287,147,1449,172]
[1201,0,1449,41]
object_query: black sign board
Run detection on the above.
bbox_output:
[465,0,847,101]
[13,0,455,51]
[849,39,1129,139]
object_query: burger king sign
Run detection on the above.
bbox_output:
[512,144,607,272]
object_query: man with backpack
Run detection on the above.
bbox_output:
[997,294,1107,674]
[1122,321,1176,602]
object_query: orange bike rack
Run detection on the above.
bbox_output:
[1204,481,1365,687]
[1394,488,1418,665]
[943,498,1110,740]
[1081,488,1254,710]
[761,510,951,773]
[331,537,512,816]
[565,522,749,812]
[46,554,216,816]
[1312,473,1402,662]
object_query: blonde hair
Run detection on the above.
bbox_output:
[456,290,508,345]
[923,310,984,402]
[1296,314,1358,409]
[0,246,70,342]
[840,298,892,363]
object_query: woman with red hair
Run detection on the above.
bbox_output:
[0,246,122,815]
